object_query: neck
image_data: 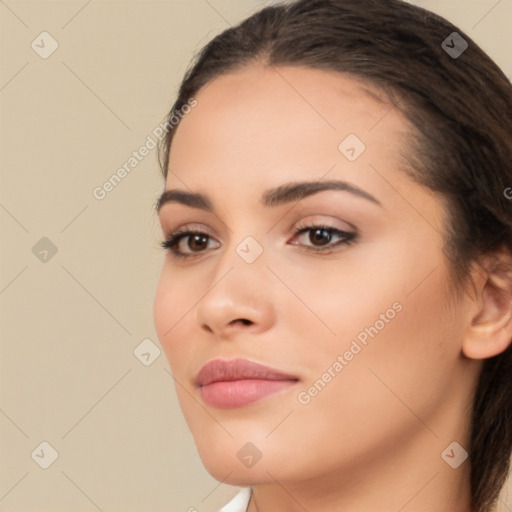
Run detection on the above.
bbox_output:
[247,426,472,512]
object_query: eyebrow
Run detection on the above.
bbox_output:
[155,179,382,214]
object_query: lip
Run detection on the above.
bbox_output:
[195,358,299,409]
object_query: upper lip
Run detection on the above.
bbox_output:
[195,358,299,386]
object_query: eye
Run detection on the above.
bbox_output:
[160,224,357,259]
[160,227,220,259]
[289,224,356,253]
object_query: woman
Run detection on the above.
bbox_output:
[153,0,512,510]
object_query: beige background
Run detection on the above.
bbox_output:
[0,0,511,510]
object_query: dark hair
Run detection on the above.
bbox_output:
[157,1,512,510]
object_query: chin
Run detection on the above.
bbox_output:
[193,436,259,479]
[198,452,261,485]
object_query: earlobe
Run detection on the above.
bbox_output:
[462,253,512,360]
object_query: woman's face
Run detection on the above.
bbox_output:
[154,64,480,488]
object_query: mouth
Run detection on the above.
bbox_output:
[195,358,300,409]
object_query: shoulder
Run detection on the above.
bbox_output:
[218,487,252,512]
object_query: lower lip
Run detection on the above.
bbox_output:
[200,379,297,409]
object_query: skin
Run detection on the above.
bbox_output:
[154,63,512,511]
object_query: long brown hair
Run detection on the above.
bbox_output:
[157,1,512,510]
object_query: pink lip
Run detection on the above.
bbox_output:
[195,358,299,409]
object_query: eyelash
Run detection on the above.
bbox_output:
[160,224,357,260]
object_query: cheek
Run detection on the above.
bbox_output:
[264,273,460,479]
[153,269,193,369]
[307,263,460,435]
[277,246,459,439]
[153,275,171,347]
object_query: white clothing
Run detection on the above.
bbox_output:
[218,487,252,512]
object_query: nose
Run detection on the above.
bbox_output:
[194,258,276,340]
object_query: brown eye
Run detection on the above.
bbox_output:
[186,233,209,252]
[290,225,356,253]
[309,228,332,246]
[161,230,220,258]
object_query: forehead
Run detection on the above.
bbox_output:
[164,64,413,207]
[172,64,399,139]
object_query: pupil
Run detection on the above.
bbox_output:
[311,228,330,246]
[190,234,207,251]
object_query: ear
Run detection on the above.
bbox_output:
[462,249,512,360]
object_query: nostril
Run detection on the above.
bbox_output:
[233,318,252,326]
